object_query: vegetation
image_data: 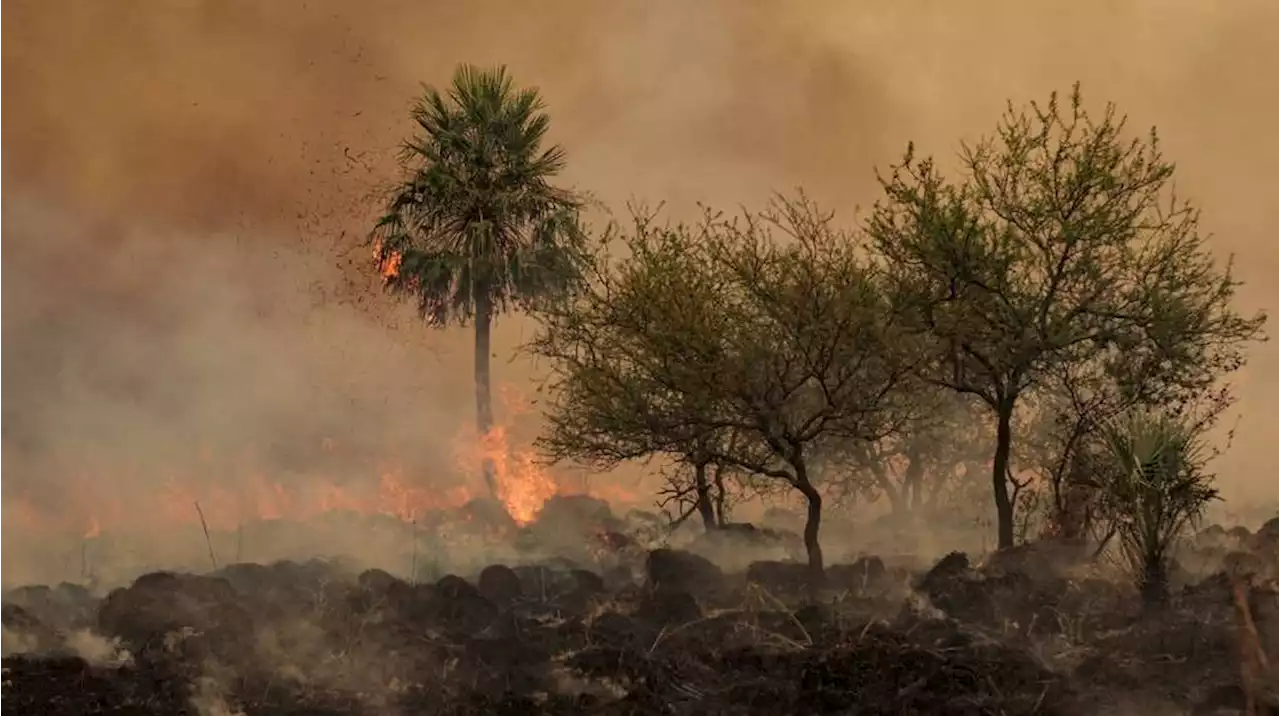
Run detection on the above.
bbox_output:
[530,197,915,577]
[829,389,990,516]
[371,64,587,496]
[365,73,1265,587]
[865,85,1265,548]
[1094,408,1218,607]
[655,431,751,531]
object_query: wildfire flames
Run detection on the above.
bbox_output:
[463,425,559,524]
[5,386,633,544]
[373,239,402,280]
[1,246,637,545]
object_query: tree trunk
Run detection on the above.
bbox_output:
[693,462,717,531]
[992,400,1016,549]
[1139,553,1169,610]
[794,466,825,582]
[903,451,924,512]
[1051,425,1090,545]
[870,462,903,514]
[712,464,728,526]
[474,297,497,498]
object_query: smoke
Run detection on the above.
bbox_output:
[3,0,1276,582]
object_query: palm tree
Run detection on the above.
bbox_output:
[372,64,587,498]
[1094,408,1218,608]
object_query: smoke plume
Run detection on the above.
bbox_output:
[3,0,1275,584]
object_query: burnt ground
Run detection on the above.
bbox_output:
[2,508,1277,716]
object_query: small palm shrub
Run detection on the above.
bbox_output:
[1094,408,1218,608]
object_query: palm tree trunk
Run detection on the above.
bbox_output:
[474,296,497,498]
[1139,553,1169,609]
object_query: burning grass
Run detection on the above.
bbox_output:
[4,398,646,589]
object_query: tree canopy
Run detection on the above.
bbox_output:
[866,85,1266,548]
[371,64,587,324]
[365,73,1267,585]
[531,196,918,575]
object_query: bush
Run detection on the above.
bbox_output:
[1094,409,1218,607]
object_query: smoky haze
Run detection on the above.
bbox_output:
[3,0,1276,583]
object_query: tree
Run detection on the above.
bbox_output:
[653,429,753,532]
[531,196,915,578]
[1016,348,1236,550]
[867,85,1266,549]
[372,65,586,497]
[655,441,747,533]
[1094,408,1218,607]
[1016,383,1114,546]
[830,388,989,516]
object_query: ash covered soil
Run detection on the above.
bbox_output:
[3,498,1277,716]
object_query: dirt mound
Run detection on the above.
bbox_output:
[687,523,805,570]
[744,560,812,593]
[97,571,257,665]
[565,617,1077,715]
[2,604,64,654]
[646,548,724,596]
[3,656,192,716]
[478,564,524,605]
[4,583,98,634]
[2,543,1274,715]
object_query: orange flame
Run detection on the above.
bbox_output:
[449,385,646,524]
[372,239,402,280]
[5,450,478,543]
[7,385,646,543]
[456,425,559,525]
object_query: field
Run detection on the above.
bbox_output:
[2,497,1276,716]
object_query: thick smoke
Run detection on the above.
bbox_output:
[3,0,1276,583]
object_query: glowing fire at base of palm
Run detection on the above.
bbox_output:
[453,425,560,526]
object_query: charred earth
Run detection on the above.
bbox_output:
[3,506,1277,716]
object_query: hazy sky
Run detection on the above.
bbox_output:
[3,0,1276,537]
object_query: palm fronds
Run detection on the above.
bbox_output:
[371,64,586,326]
[1094,408,1218,606]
